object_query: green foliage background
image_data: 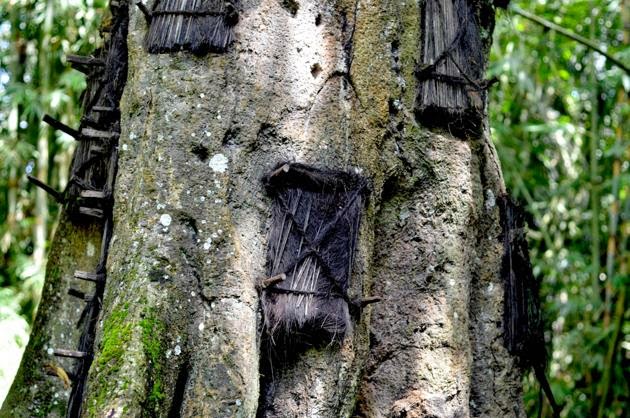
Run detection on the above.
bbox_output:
[490,1,629,416]
[0,0,627,416]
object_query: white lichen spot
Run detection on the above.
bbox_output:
[487,283,494,293]
[160,214,172,227]
[209,153,228,173]
[129,132,137,140]
[201,220,207,224]
[485,189,496,211]
[174,345,181,356]
[205,131,211,137]
[453,312,459,319]
[191,132,196,137]
[200,196,205,202]
[199,93,205,98]
[86,242,96,257]
[214,199,222,204]
[203,238,212,250]
[191,291,196,297]
[166,349,172,359]
[235,399,242,406]
[217,114,221,120]
[196,103,201,109]
[198,322,205,332]
[47,347,54,355]
[399,209,411,223]
[449,279,455,286]
[122,143,128,151]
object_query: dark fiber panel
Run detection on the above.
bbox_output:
[416,0,489,138]
[260,162,368,347]
[498,195,563,416]
[144,0,239,55]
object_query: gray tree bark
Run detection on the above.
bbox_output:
[2,0,525,417]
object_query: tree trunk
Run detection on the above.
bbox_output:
[2,1,525,417]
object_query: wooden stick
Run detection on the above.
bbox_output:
[269,163,291,179]
[79,207,105,219]
[91,106,116,112]
[68,288,93,302]
[81,128,119,140]
[74,271,105,283]
[27,175,64,203]
[53,349,88,359]
[43,114,80,139]
[357,296,382,307]
[88,145,106,155]
[66,55,105,74]
[260,273,287,288]
[135,1,153,24]
[80,190,107,199]
[104,147,118,196]
[66,55,104,66]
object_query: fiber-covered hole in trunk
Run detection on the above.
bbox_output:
[143,0,239,55]
[259,162,369,348]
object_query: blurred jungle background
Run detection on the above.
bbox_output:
[0,0,628,416]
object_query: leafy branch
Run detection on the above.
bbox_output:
[511,6,630,74]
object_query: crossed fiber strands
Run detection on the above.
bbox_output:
[261,163,367,345]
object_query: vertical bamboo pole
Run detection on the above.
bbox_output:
[588,1,601,314]
[595,2,629,415]
[33,0,55,270]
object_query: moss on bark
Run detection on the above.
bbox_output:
[1,214,103,417]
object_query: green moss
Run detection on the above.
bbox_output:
[86,304,132,416]
[398,0,421,107]
[98,304,132,370]
[140,308,167,413]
